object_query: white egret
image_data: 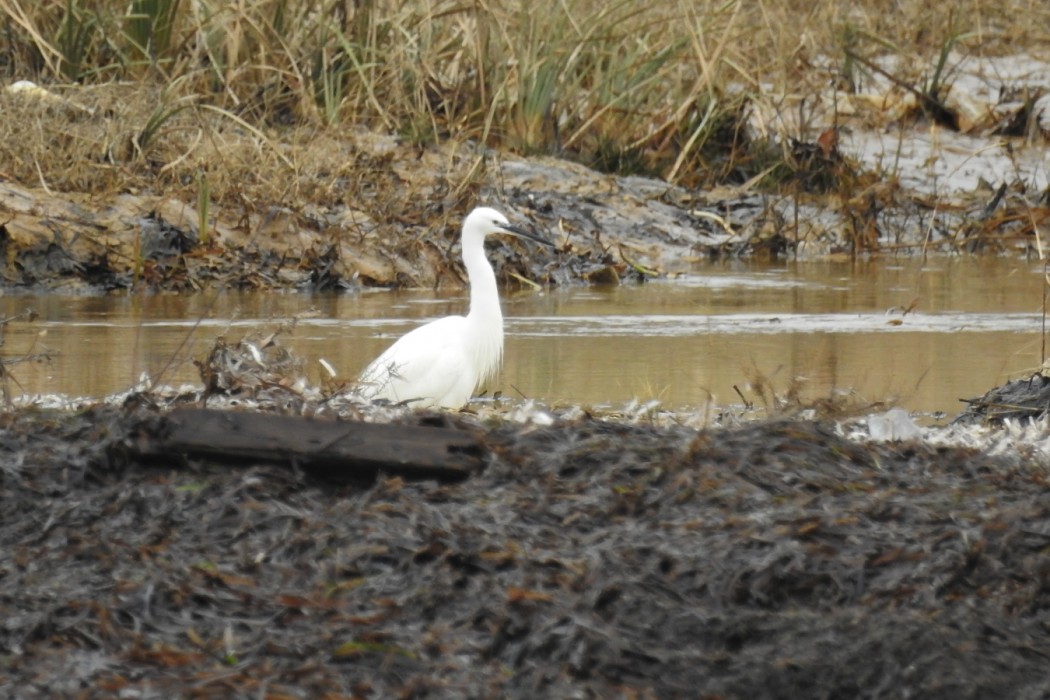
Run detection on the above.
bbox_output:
[357,207,551,409]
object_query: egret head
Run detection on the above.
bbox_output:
[461,207,551,249]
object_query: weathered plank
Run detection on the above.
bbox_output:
[133,408,483,482]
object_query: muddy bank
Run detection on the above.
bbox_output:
[0,130,1042,293]
[0,156,1027,294]
[4,48,1050,293]
[2,406,1049,698]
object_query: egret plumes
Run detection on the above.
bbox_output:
[357,207,550,409]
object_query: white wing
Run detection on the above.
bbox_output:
[358,316,479,408]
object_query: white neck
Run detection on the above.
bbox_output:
[464,240,504,383]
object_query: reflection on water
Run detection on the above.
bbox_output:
[1,257,1045,417]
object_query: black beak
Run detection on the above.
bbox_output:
[500,223,555,248]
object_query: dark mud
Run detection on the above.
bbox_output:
[3,407,1050,698]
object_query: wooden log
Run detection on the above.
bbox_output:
[133,408,483,482]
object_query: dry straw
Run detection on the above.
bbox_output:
[0,0,1044,203]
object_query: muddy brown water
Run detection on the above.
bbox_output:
[2,256,1045,415]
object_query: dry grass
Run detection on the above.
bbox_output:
[0,0,1047,206]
